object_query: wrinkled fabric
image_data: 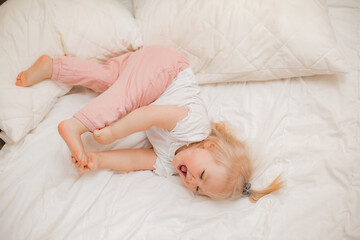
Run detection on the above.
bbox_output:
[0,0,359,240]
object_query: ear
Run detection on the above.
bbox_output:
[203,140,216,149]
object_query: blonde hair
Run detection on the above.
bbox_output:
[191,122,283,202]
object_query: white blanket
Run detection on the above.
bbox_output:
[0,0,359,239]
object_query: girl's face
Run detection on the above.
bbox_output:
[172,146,227,198]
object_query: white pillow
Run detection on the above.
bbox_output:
[52,0,142,62]
[134,0,347,84]
[0,0,143,144]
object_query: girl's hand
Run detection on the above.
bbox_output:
[71,152,99,173]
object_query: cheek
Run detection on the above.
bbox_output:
[184,151,203,169]
[181,180,194,191]
[183,149,199,162]
[178,173,191,189]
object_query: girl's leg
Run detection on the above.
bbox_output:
[58,117,89,165]
[53,52,131,162]
[74,46,190,132]
[16,53,132,164]
[51,54,131,92]
[16,53,132,92]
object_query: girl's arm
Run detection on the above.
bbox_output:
[79,148,157,173]
[100,148,156,171]
[93,105,189,145]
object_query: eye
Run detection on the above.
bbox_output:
[200,170,205,180]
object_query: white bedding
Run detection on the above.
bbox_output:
[0,0,359,239]
[0,0,143,143]
[134,0,348,84]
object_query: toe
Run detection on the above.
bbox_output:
[16,72,26,86]
[16,72,23,80]
[16,79,24,87]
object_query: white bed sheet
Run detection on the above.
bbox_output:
[0,0,359,239]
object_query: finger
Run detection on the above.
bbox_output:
[75,161,81,168]
[79,163,89,173]
[87,161,95,170]
[76,152,87,165]
[76,152,83,165]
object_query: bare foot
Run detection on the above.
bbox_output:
[58,117,89,165]
[93,126,116,145]
[16,55,53,87]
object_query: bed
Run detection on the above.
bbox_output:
[0,0,359,239]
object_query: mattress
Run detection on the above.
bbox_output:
[0,0,359,239]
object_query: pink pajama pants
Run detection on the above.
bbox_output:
[51,46,189,131]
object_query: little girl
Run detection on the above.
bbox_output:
[16,46,282,201]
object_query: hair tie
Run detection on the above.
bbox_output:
[242,183,251,196]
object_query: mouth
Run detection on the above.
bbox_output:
[178,164,187,177]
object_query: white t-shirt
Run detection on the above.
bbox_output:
[145,68,211,177]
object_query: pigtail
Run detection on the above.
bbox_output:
[247,175,283,203]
